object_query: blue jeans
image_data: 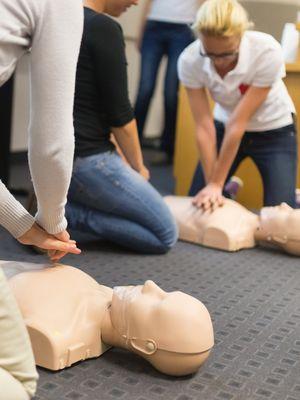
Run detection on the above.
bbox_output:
[135,20,194,157]
[66,151,178,254]
[189,121,298,207]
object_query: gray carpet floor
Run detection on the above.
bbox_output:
[1,152,300,400]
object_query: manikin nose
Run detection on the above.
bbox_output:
[141,280,166,297]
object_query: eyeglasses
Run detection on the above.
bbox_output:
[199,50,239,61]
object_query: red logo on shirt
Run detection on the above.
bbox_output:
[239,84,250,95]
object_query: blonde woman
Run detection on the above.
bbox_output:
[178,0,297,210]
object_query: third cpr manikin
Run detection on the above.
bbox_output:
[165,197,300,256]
[5,262,214,376]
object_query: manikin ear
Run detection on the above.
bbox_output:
[129,338,157,355]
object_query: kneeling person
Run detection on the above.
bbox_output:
[67,0,178,254]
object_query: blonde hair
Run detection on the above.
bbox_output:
[193,0,253,37]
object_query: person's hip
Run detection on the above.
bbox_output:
[214,120,297,153]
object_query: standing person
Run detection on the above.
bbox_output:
[178,0,297,210]
[66,0,178,254]
[0,0,84,261]
[134,0,201,164]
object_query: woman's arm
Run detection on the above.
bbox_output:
[185,87,217,183]
[28,0,83,235]
[89,16,149,177]
[194,86,271,209]
[211,86,270,186]
[112,119,149,180]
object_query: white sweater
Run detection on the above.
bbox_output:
[0,0,83,238]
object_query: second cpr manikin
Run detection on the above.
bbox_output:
[164,197,259,251]
[165,197,300,256]
[4,262,214,377]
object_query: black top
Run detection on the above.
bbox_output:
[73,8,134,157]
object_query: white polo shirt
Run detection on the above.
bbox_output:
[148,0,199,24]
[178,31,295,131]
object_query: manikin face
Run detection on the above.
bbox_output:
[111,280,214,354]
[260,203,300,240]
[201,34,241,72]
[105,0,139,17]
[260,203,292,234]
[261,202,292,219]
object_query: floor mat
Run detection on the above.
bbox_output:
[1,230,299,400]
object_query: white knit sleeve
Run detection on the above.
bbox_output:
[0,181,35,238]
[28,0,83,234]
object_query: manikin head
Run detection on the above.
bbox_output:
[107,280,214,376]
[194,0,253,72]
[256,203,300,256]
[84,0,139,17]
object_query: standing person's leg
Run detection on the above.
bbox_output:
[161,24,194,159]
[249,125,298,207]
[67,152,178,254]
[0,269,38,400]
[189,121,246,196]
[134,21,165,139]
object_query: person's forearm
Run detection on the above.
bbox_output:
[209,123,245,187]
[28,0,83,234]
[112,119,144,171]
[195,127,217,183]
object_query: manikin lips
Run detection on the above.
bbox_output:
[239,84,250,95]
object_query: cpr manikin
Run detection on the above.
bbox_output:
[255,203,300,256]
[164,196,259,251]
[6,263,214,376]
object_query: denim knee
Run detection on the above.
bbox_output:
[155,218,179,254]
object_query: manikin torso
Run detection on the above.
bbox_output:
[2,262,214,376]
[165,196,259,251]
[8,264,112,370]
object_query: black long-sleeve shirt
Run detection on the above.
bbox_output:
[74,7,134,157]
